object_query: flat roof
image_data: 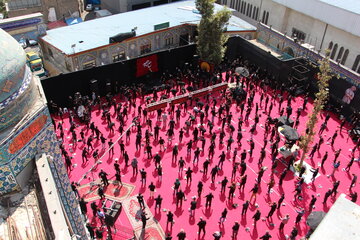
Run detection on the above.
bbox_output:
[41,0,256,55]
[273,0,360,37]
[318,0,360,15]
[310,194,360,240]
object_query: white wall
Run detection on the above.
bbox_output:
[225,0,360,71]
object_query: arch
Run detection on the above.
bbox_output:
[353,55,360,71]
[328,41,333,50]
[341,49,349,65]
[265,11,269,24]
[336,47,344,62]
[330,43,338,59]
[283,47,295,57]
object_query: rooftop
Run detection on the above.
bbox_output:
[273,0,360,37]
[41,0,256,55]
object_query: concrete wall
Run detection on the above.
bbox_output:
[222,0,360,72]
[7,0,80,22]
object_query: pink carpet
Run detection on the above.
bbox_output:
[54,78,359,240]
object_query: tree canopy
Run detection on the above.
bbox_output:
[195,0,231,66]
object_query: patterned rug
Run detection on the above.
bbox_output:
[122,196,165,240]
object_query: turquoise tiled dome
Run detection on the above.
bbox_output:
[0,29,27,104]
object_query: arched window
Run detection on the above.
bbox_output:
[255,7,259,20]
[330,43,338,59]
[265,11,269,24]
[352,55,360,71]
[243,2,246,14]
[328,41,333,50]
[341,49,349,65]
[249,5,252,17]
[336,47,344,62]
[262,10,266,23]
[252,7,256,19]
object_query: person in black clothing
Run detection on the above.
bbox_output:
[211,166,219,183]
[86,223,95,239]
[79,198,88,215]
[323,188,332,204]
[95,227,103,239]
[137,193,145,208]
[239,175,247,192]
[197,181,204,197]
[252,210,261,224]
[176,190,185,208]
[97,184,105,199]
[266,202,277,218]
[309,195,317,211]
[203,158,210,176]
[90,202,98,215]
[155,195,163,210]
[290,226,298,240]
[260,231,272,240]
[185,167,193,185]
[218,208,228,224]
[114,160,120,175]
[99,169,109,186]
[232,221,240,239]
[177,229,186,240]
[141,212,150,229]
[165,233,172,240]
[277,193,285,209]
[220,177,228,194]
[166,211,174,229]
[241,200,249,215]
[197,217,206,236]
[205,192,214,208]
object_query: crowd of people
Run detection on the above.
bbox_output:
[52,57,359,240]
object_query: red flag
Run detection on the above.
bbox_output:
[136,54,158,77]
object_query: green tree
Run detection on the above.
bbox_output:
[0,0,7,18]
[195,0,231,66]
[298,54,331,168]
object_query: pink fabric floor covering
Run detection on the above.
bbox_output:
[54,80,359,240]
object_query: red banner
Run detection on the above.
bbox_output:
[136,54,158,77]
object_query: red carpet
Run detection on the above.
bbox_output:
[54,79,359,240]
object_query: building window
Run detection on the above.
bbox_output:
[165,33,174,46]
[140,43,152,55]
[252,7,256,19]
[223,0,227,5]
[330,43,338,60]
[230,0,234,8]
[236,0,240,11]
[328,42,333,50]
[352,55,360,72]
[83,60,96,69]
[341,49,349,65]
[292,28,306,41]
[336,47,344,62]
[255,7,259,20]
[112,51,126,62]
[243,2,246,14]
[262,11,269,25]
[265,11,269,24]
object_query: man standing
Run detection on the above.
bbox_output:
[241,200,249,215]
[197,217,207,236]
[232,221,240,239]
[205,192,214,208]
[99,169,109,186]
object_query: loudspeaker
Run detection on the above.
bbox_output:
[90,79,99,95]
